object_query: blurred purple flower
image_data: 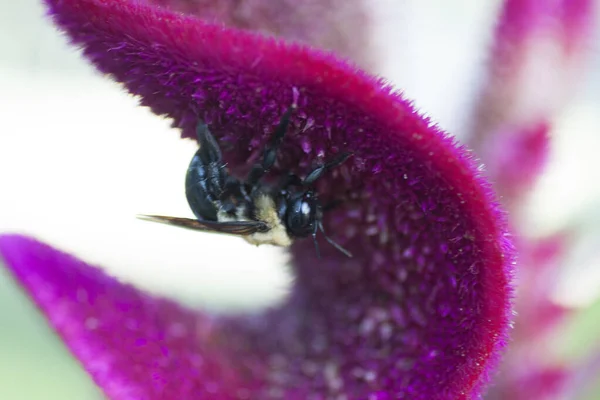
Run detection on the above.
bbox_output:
[2,0,596,398]
[469,0,595,210]
[469,0,598,399]
[146,0,376,71]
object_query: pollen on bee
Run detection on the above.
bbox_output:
[243,194,292,248]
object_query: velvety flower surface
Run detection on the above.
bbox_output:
[0,0,514,399]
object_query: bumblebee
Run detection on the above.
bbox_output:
[139,108,352,257]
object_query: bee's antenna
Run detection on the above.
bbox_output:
[318,221,353,258]
[247,106,295,188]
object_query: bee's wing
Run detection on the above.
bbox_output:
[137,215,268,235]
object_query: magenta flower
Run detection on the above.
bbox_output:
[470,0,598,399]
[469,0,595,210]
[1,0,522,398]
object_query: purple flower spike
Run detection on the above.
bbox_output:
[471,0,595,138]
[485,234,571,399]
[469,0,595,205]
[2,0,514,398]
[468,3,596,395]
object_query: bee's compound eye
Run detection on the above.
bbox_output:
[286,193,317,237]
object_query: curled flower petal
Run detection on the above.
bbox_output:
[3,0,515,398]
[0,235,228,399]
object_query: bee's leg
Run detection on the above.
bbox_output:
[196,121,223,164]
[246,107,294,189]
[303,152,353,185]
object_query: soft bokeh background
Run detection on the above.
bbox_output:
[0,1,598,398]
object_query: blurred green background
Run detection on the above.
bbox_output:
[1,0,599,399]
[0,267,102,398]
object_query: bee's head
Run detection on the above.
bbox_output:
[285,191,321,238]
